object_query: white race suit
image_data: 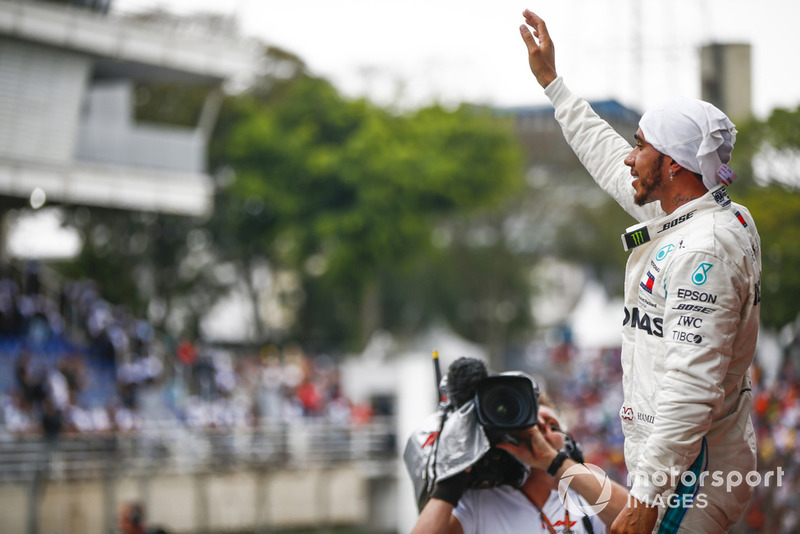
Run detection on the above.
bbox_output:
[543,76,762,533]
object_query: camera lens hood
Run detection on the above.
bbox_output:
[473,372,539,432]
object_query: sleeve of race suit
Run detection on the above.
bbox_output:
[543,76,662,223]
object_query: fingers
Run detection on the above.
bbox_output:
[519,24,537,51]
[522,9,549,42]
[519,9,550,54]
[529,425,556,455]
[496,426,554,470]
[519,8,557,88]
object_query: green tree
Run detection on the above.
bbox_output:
[730,104,800,330]
[734,186,800,329]
[58,43,530,355]
[58,208,223,338]
[210,72,527,352]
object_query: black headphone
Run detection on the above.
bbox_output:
[552,426,584,464]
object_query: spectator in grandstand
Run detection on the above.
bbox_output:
[0,276,24,336]
[40,396,62,443]
[256,355,285,425]
[119,502,169,534]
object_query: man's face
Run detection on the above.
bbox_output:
[537,405,565,451]
[625,129,667,206]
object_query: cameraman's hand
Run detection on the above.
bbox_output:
[496,424,558,471]
[430,469,471,507]
[413,471,471,534]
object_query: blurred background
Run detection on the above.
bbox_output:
[0,0,798,533]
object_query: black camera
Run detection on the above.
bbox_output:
[474,372,539,440]
[466,371,540,489]
[404,357,585,509]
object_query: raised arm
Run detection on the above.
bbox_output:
[519,9,557,88]
[518,9,661,222]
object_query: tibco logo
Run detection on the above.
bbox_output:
[557,463,613,517]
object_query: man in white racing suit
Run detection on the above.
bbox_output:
[519,9,762,533]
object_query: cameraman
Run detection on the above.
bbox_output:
[411,359,628,534]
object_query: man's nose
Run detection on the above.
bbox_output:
[624,150,635,167]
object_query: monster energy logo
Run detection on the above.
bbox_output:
[622,225,651,251]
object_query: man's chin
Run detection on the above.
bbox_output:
[633,190,656,207]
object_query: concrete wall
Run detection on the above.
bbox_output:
[0,38,90,164]
[0,463,378,534]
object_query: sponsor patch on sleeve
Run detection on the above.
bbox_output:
[691,263,714,285]
[640,271,656,294]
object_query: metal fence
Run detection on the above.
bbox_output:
[0,417,397,484]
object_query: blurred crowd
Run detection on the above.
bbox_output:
[745,355,800,533]
[527,340,628,485]
[0,266,375,443]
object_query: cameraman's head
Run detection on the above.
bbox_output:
[526,394,565,455]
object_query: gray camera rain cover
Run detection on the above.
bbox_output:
[403,400,491,510]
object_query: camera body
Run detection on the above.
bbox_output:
[404,360,545,509]
[462,371,540,489]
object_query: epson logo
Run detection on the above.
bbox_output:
[623,307,663,338]
[676,289,717,304]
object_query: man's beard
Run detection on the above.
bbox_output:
[634,154,665,206]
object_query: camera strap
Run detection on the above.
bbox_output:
[538,508,569,534]
[526,490,595,534]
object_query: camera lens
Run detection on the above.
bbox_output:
[481,386,527,427]
[474,373,538,432]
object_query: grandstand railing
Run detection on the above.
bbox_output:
[0,417,397,484]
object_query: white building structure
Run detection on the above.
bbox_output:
[0,0,256,218]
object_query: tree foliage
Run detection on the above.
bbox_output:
[731,104,800,329]
[733,186,800,329]
[54,36,800,359]
[208,64,527,352]
[56,43,530,358]
[57,208,223,338]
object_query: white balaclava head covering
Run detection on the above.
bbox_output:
[639,98,738,190]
